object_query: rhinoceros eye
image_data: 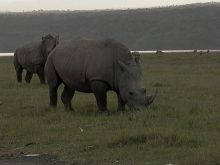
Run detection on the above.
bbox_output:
[129,91,134,96]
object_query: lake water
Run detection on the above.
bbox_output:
[0,50,219,57]
[0,53,14,56]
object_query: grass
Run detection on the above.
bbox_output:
[0,53,220,165]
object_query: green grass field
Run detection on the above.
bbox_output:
[0,53,220,165]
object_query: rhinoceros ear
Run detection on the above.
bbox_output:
[55,35,59,46]
[135,57,142,67]
[42,37,46,42]
[55,35,59,40]
[117,60,129,72]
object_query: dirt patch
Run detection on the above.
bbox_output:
[0,148,69,165]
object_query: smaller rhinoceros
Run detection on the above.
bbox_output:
[45,37,157,114]
[14,34,59,84]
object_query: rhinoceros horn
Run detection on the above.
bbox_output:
[146,88,158,105]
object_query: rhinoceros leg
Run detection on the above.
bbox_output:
[116,92,126,114]
[91,81,110,114]
[14,52,23,83]
[16,68,23,83]
[14,63,23,83]
[34,65,46,84]
[49,82,61,108]
[25,71,33,83]
[61,85,75,111]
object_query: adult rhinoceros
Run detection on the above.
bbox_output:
[14,34,59,84]
[45,38,157,114]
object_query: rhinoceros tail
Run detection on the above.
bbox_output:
[45,56,61,86]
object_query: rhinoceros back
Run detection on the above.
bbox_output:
[46,38,132,92]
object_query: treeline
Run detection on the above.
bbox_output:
[1,2,220,52]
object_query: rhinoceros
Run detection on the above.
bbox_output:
[45,38,157,114]
[14,34,59,84]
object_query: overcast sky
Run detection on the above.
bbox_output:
[0,0,219,12]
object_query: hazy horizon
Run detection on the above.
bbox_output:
[0,0,219,12]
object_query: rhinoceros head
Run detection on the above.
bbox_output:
[118,57,157,110]
[41,35,59,58]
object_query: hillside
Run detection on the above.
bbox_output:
[1,2,220,52]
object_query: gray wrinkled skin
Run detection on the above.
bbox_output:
[14,34,59,84]
[45,37,156,114]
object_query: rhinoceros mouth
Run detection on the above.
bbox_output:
[128,104,147,111]
[127,89,157,111]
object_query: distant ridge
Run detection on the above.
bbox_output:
[1,2,219,13]
[1,2,220,52]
